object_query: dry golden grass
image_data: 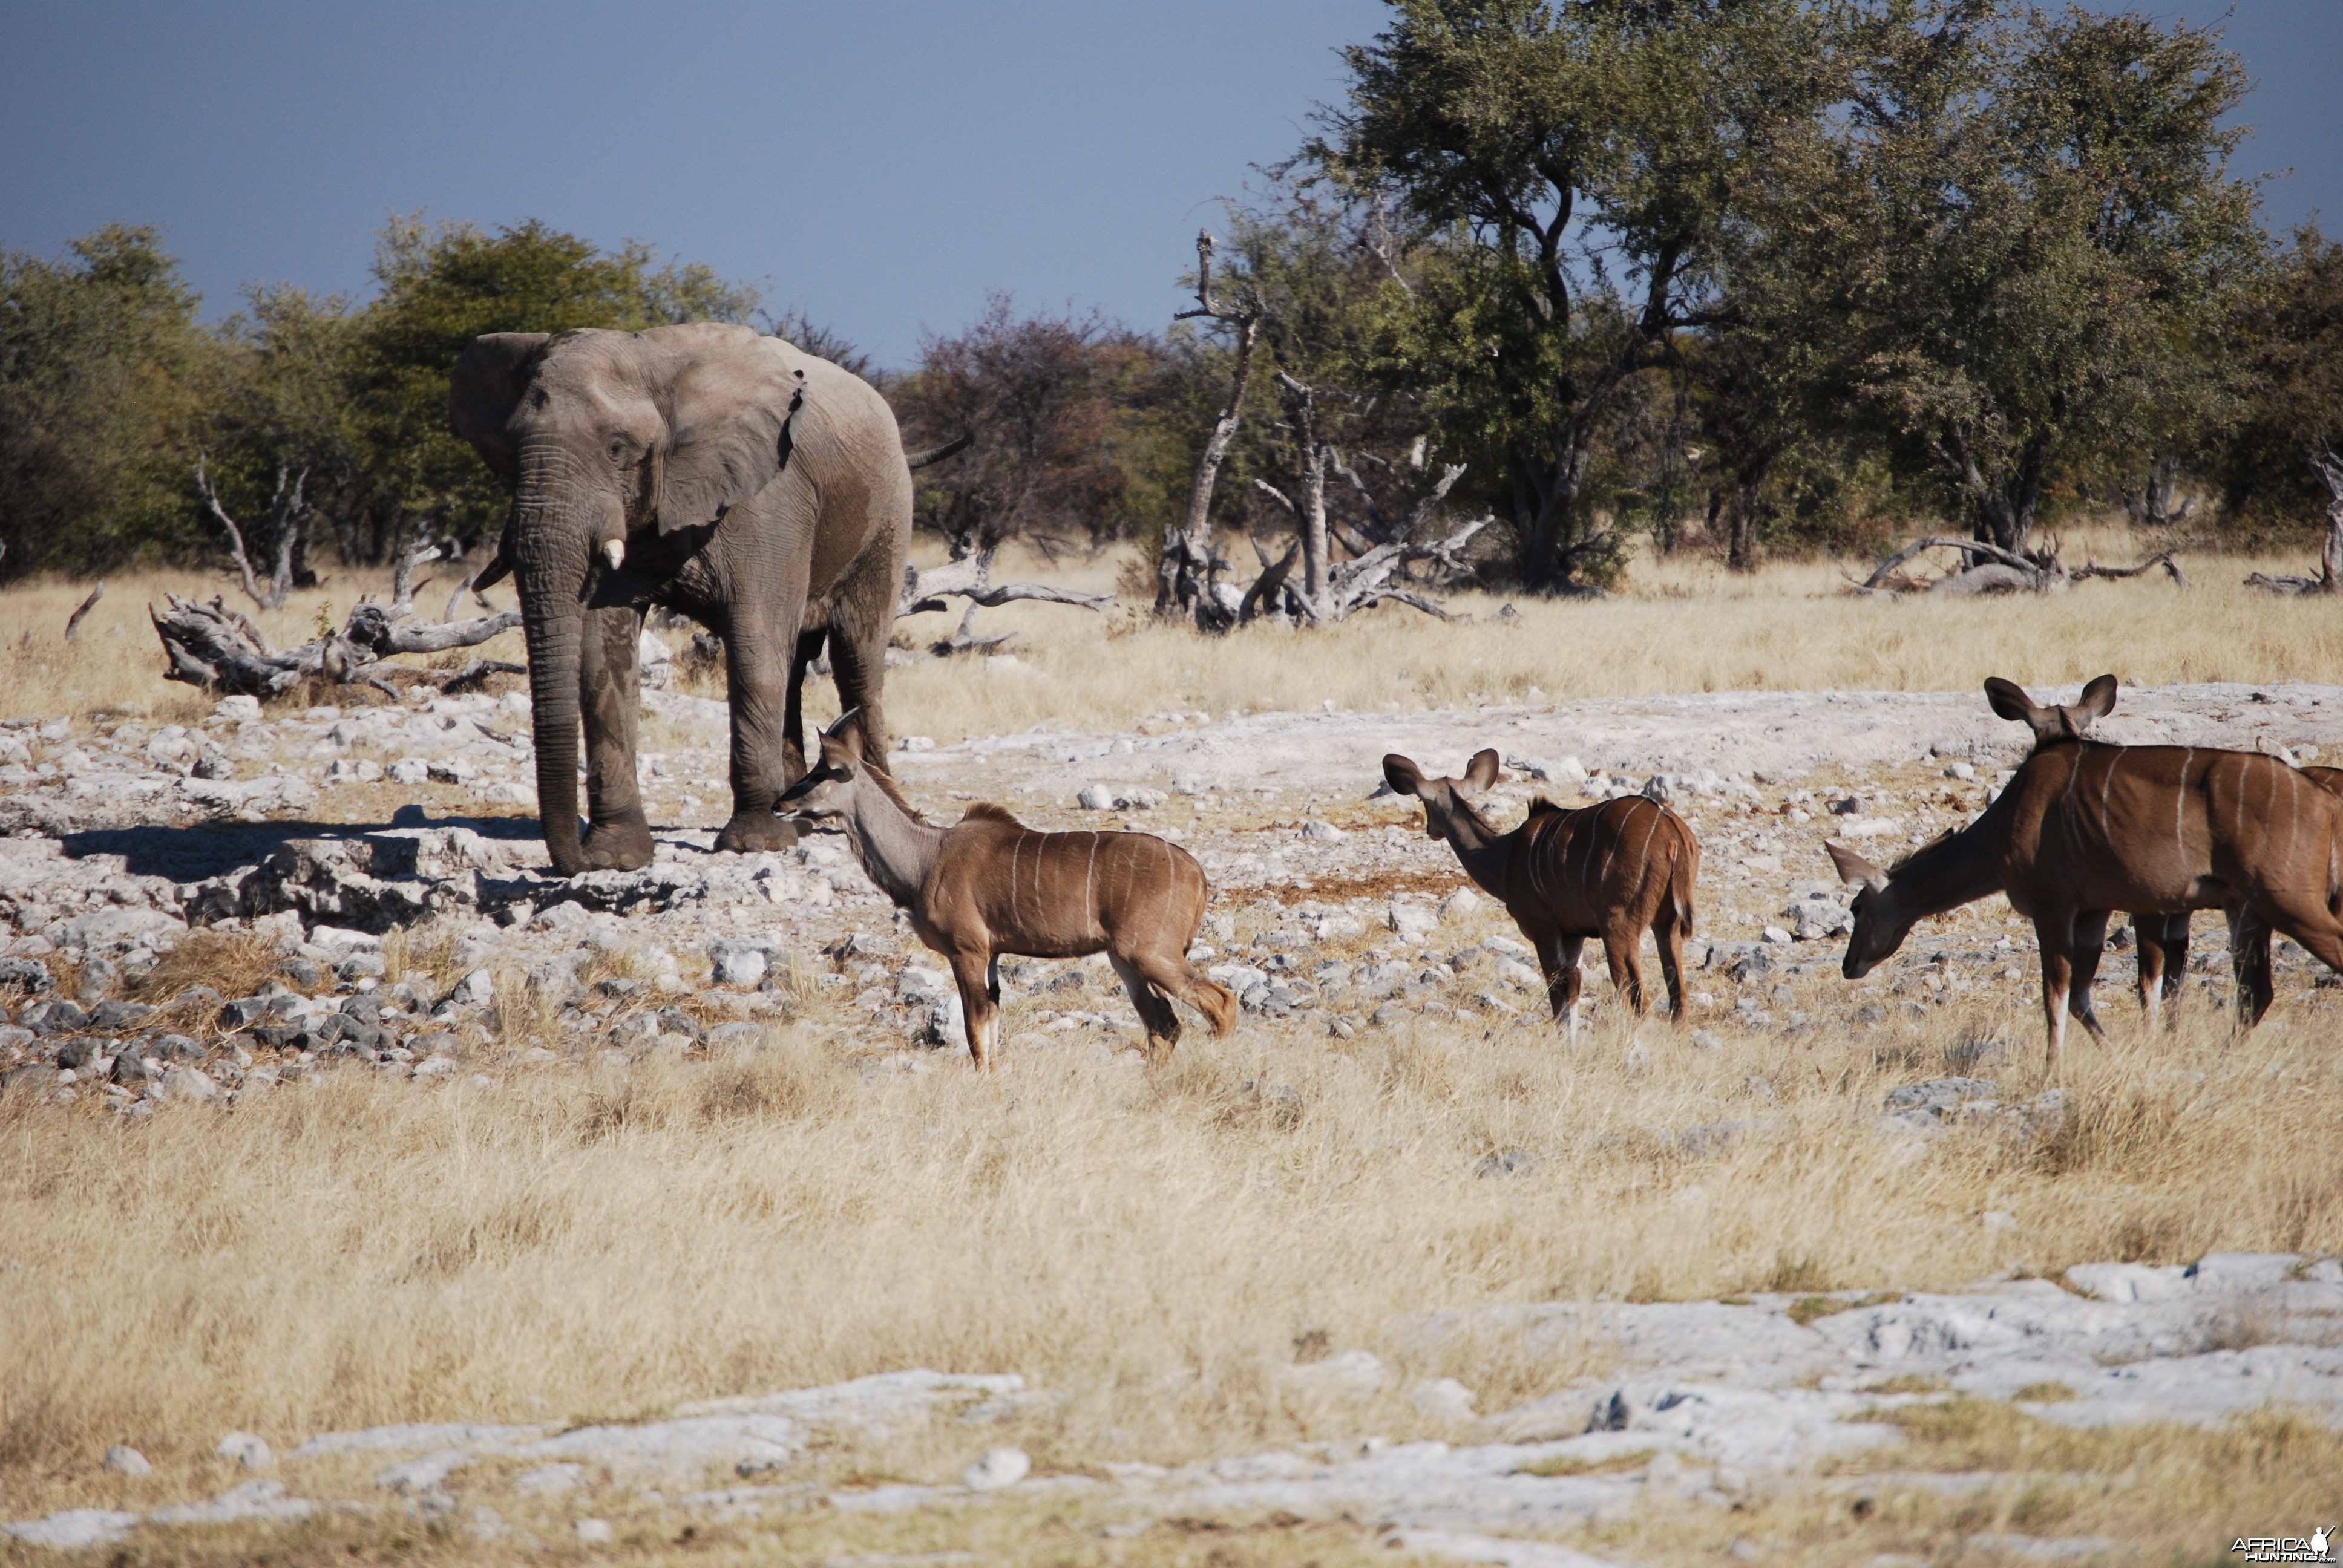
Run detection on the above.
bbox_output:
[866,527,2343,743]
[1,982,2336,1556]
[8,527,2342,743]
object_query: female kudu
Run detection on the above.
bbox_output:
[1830,677,2343,1063]
[778,714,1236,1068]
[1380,749,1699,1033]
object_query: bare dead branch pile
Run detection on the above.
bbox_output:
[151,575,522,701]
[1856,535,2184,598]
[2244,449,2343,595]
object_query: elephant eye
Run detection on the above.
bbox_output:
[606,438,631,463]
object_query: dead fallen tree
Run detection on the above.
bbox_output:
[893,544,1115,658]
[151,573,522,699]
[1857,535,2184,598]
[2245,450,2343,595]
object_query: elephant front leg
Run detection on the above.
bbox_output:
[715,627,801,854]
[578,604,655,872]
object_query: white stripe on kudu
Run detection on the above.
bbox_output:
[1832,676,2343,1068]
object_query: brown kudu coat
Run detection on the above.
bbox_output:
[779,717,1235,1068]
[1832,678,2343,1062]
[1383,748,1699,1031]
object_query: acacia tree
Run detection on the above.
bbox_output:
[1313,0,1831,592]
[1837,3,2259,556]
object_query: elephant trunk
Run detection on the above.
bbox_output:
[510,468,613,878]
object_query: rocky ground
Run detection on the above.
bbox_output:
[4,676,2339,1097]
[5,677,2341,1561]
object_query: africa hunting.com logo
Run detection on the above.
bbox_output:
[2233,1527,2332,1564]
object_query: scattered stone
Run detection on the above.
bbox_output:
[376,1450,470,1494]
[574,1517,614,1542]
[1438,888,1480,921]
[1389,903,1438,942]
[1409,1379,1478,1421]
[146,1477,312,1524]
[1,1509,143,1548]
[962,1446,1031,1491]
[1302,819,1345,842]
[1284,1349,1385,1397]
[515,1463,585,1495]
[102,1445,152,1477]
[215,1431,274,1469]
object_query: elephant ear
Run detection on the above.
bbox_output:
[655,338,808,535]
[448,333,552,483]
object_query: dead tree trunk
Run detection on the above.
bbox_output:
[1157,231,1263,626]
[151,588,522,701]
[193,456,309,612]
[64,581,105,641]
[2246,450,2343,595]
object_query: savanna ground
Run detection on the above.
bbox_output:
[2,524,2339,1565]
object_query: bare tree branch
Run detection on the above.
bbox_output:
[64,580,104,642]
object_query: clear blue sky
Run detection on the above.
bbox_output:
[4,1,2337,370]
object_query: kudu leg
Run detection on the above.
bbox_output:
[2227,906,2279,1033]
[1536,934,1587,1037]
[1110,953,1183,1065]
[1599,923,1649,1019]
[1153,957,1237,1041]
[2066,911,2111,1044]
[949,951,999,1070]
[1653,910,1689,1023]
[2033,916,2077,1071]
[2135,912,2189,1030]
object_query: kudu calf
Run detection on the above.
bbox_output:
[1380,750,1699,1033]
[778,714,1236,1068]
[1829,676,2343,1062]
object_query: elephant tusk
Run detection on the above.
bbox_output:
[603,539,625,571]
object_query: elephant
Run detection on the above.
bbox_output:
[449,321,911,878]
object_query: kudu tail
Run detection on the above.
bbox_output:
[1670,828,1698,936]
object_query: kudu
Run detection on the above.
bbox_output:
[1380,749,1699,1033]
[778,713,1236,1068]
[1829,676,2343,1063]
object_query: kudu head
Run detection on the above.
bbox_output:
[1984,673,2117,746]
[1824,840,1906,978]
[1378,749,1504,844]
[776,710,873,823]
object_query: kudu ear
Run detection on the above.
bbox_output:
[1460,748,1503,795]
[448,332,552,485]
[654,332,807,536]
[2074,674,2119,724]
[1982,676,2043,729]
[1826,841,1889,892]
[1381,754,1426,798]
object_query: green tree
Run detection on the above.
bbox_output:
[1835,2,2260,555]
[2215,224,2343,531]
[1316,0,1834,590]
[0,225,221,576]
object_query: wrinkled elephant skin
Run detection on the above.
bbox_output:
[450,322,911,877]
